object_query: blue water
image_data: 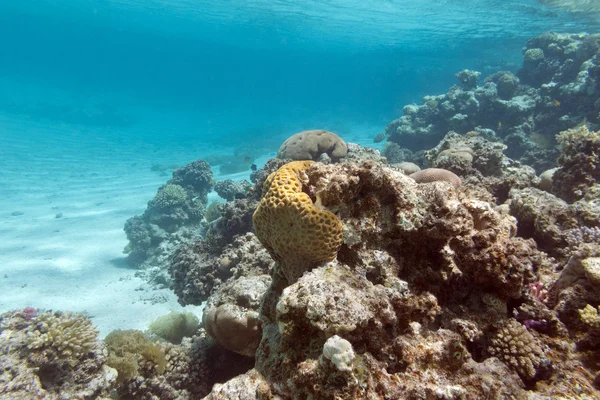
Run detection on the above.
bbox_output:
[0,0,599,334]
[1,0,598,146]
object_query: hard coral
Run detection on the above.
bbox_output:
[409,167,462,187]
[169,159,213,202]
[553,125,600,202]
[277,130,348,162]
[26,311,98,362]
[148,184,188,210]
[0,309,115,399]
[488,318,550,381]
[252,160,343,284]
[202,274,270,357]
[203,303,262,357]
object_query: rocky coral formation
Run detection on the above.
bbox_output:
[382,32,600,173]
[107,329,254,399]
[193,153,600,399]
[552,125,600,202]
[422,131,538,202]
[214,179,252,201]
[123,159,213,268]
[169,233,274,306]
[202,275,269,357]
[0,308,116,399]
[508,187,600,260]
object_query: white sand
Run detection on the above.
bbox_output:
[0,113,381,338]
[0,115,212,337]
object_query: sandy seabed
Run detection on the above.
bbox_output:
[0,115,209,337]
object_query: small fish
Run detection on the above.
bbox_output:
[250,164,257,171]
[497,121,502,129]
[554,99,561,107]
[373,131,387,143]
[242,156,253,164]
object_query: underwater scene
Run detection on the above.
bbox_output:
[2,0,600,398]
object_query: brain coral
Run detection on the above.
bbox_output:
[252,160,343,283]
[277,130,348,162]
[409,168,462,187]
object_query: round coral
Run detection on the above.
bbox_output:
[409,168,462,187]
[277,130,348,162]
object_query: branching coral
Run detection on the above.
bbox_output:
[1,309,115,399]
[488,319,549,380]
[26,311,98,362]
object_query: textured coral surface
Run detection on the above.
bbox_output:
[252,160,343,283]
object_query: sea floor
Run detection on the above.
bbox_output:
[0,113,380,337]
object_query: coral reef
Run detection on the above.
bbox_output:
[123,159,213,268]
[553,126,600,202]
[106,329,254,399]
[214,179,252,201]
[189,146,600,398]
[169,233,274,306]
[0,309,116,399]
[277,129,348,162]
[382,32,600,173]
[109,30,600,400]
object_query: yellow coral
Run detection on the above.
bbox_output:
[252,161,343,283]
[26,311,98,362]
[578,304,600,328]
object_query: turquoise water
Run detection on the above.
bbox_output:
[1,0,597,144]
[0,0,599,333]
